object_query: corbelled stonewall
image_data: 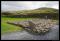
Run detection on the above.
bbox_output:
[7,19,58,34]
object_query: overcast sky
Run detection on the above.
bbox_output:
[1,1,59,11]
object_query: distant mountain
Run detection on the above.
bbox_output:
[30,7,59,13]
[35,7,58,10]
[1,7,59,19]
[15,7,59,15]
[1,7,59,15]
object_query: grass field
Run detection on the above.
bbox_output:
[1,17,32,34]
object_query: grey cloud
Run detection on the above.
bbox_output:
[1,1,59,11]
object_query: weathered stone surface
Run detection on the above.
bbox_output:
[7,19,58,34]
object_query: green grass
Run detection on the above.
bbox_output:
[1,17,32,34]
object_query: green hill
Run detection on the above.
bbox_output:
[1,7,59,15]
[14,7,59,15]
[1,7,59,19]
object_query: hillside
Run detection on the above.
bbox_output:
[14,7,59,15]
[1,7,59,15]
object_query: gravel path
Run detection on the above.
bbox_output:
[1,25,59,40]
